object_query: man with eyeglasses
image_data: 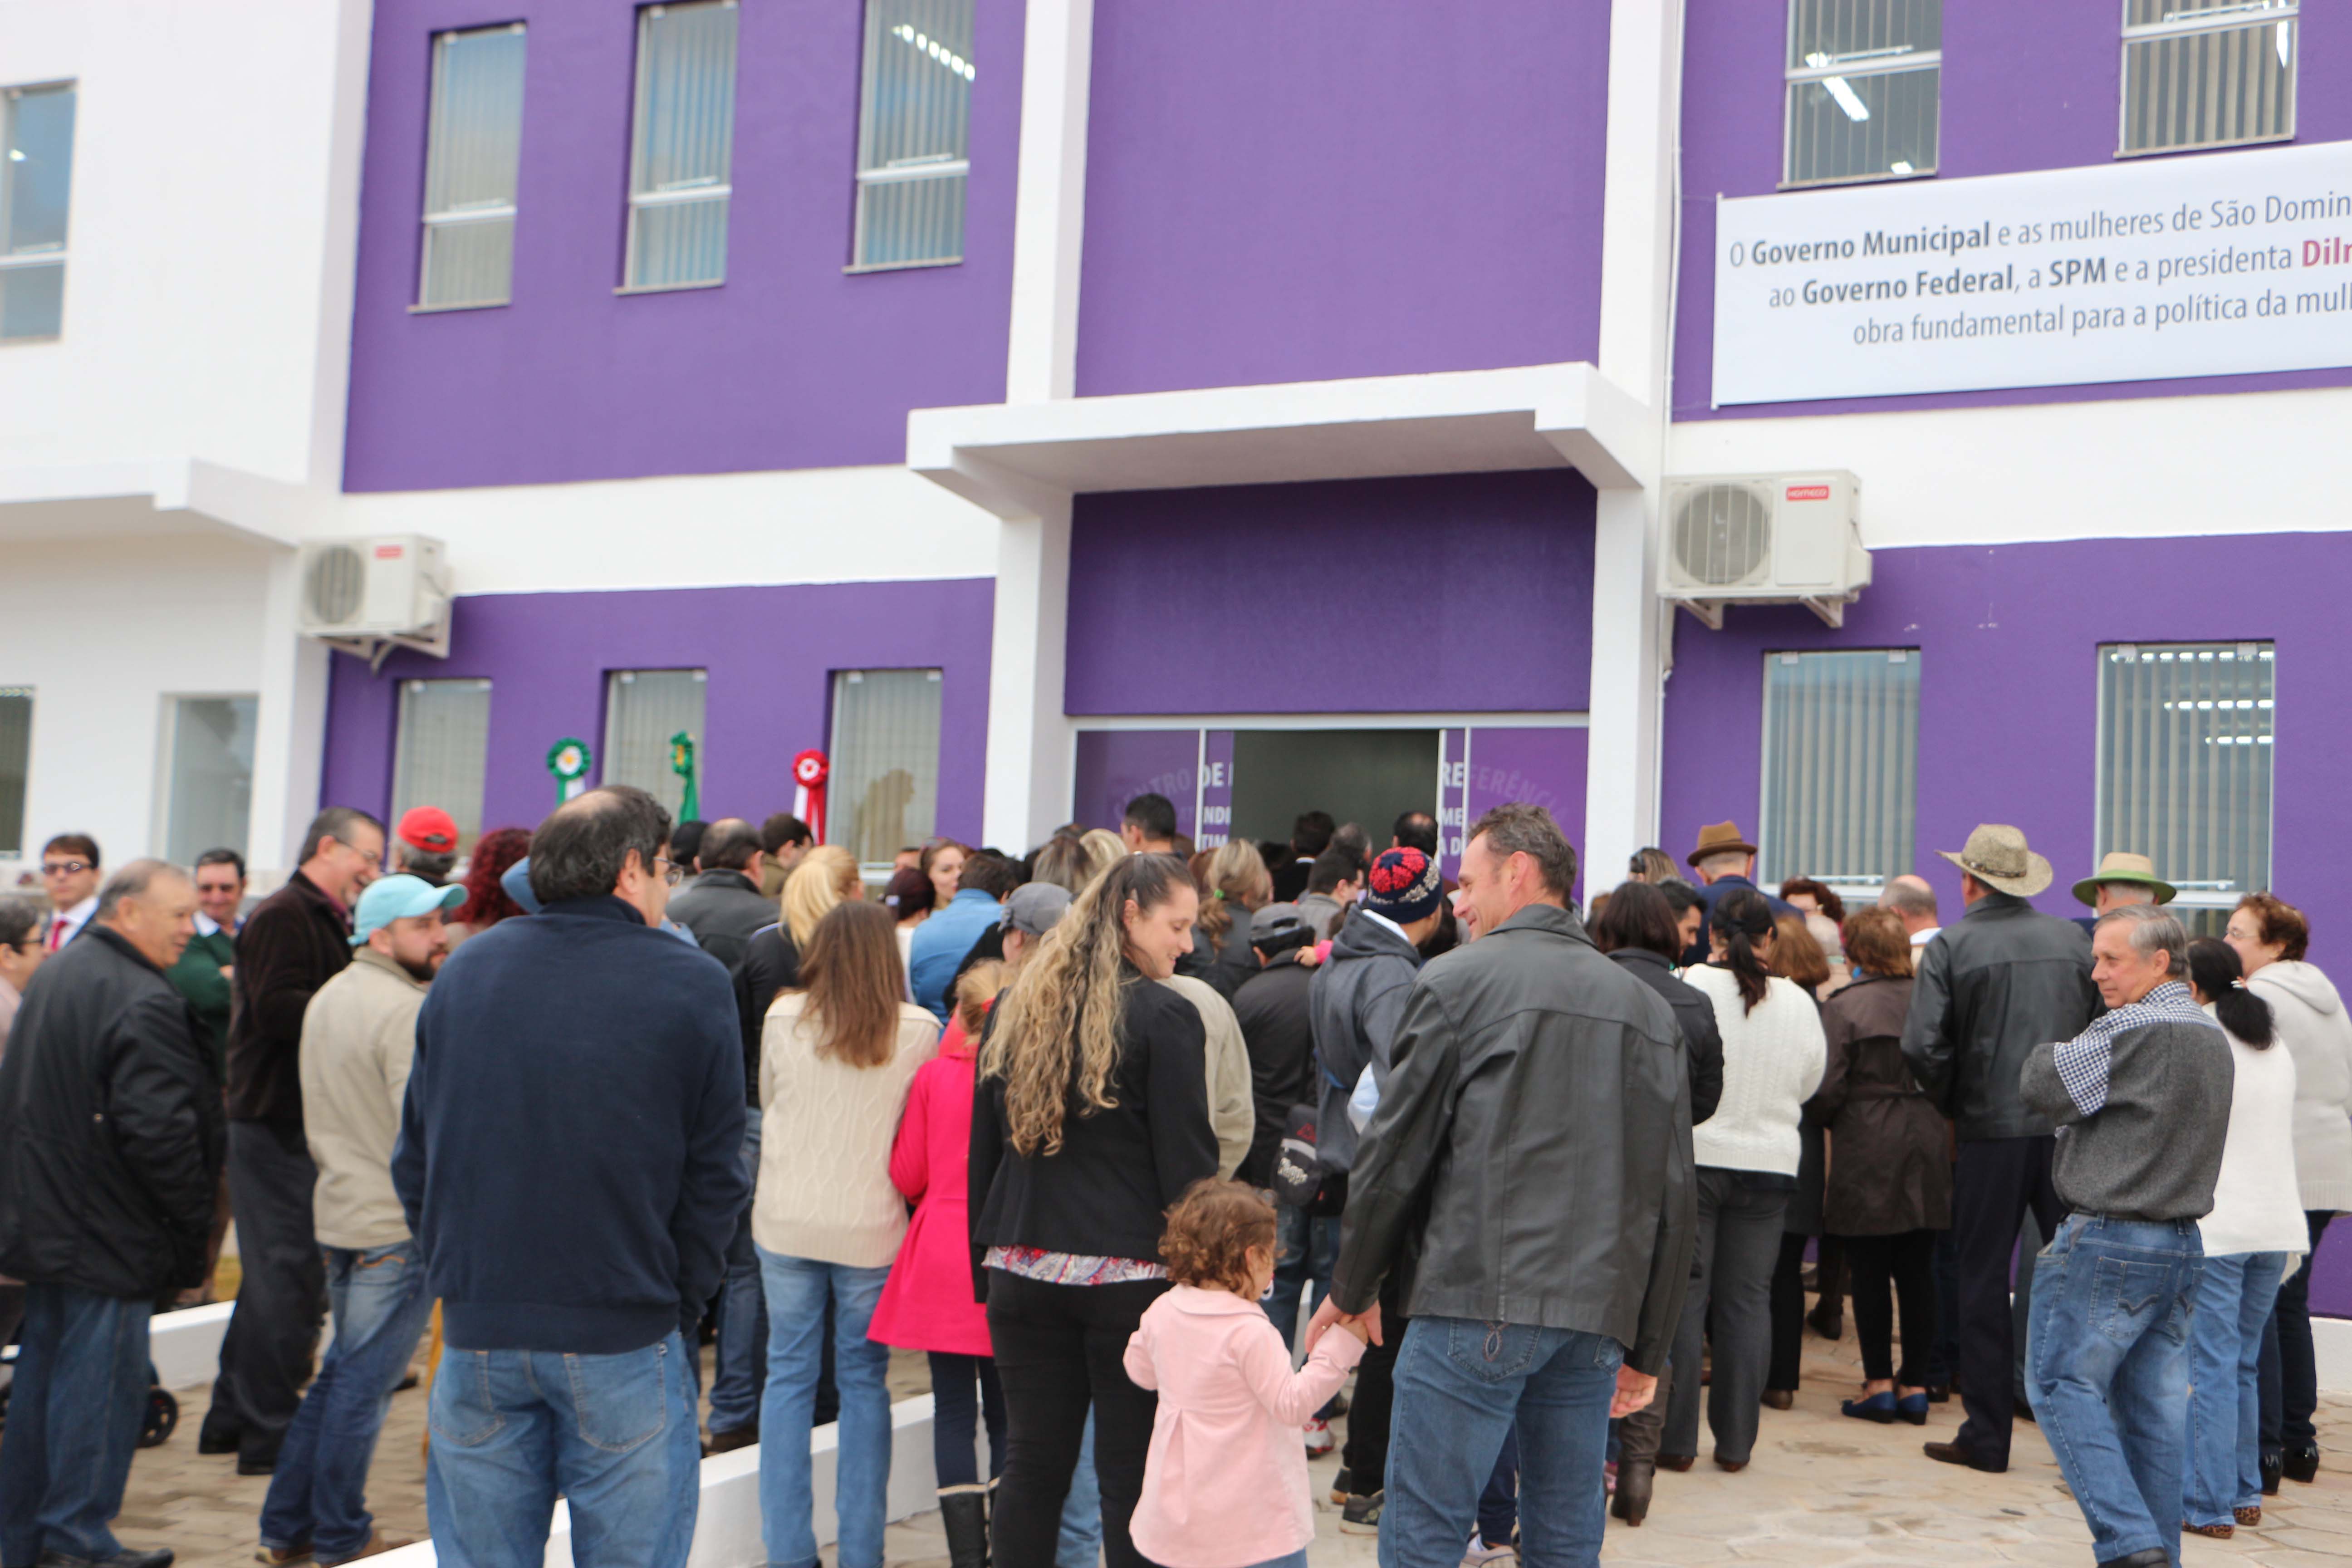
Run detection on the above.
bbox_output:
[202,808,385,1476]
[37,834,102,952]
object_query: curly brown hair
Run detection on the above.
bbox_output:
[1157,1179,1277,1297]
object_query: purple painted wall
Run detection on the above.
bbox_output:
[1676,2,2352,418]
[343,0,1022,491]
[1063,471,1597,715]
[1465,726,1589,905]
[1073,0,1611,397]
[1072,730,1200,841]
[320,579,994,841]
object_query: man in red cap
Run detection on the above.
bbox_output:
[392,807,461,887]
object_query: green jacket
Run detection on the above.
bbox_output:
[167,925,238,1082]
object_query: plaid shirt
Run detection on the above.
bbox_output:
[2049,980,2216,1117]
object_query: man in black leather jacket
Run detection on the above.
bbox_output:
[1900,824,2099,1475]
[1308,805,1695,1567]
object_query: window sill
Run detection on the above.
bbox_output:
[613,279,726,296]
[408,299,510,314]
[2116,129,2294,160]
[1776,167,1936,192]
[843,256,963,275]
[0,333,61,347]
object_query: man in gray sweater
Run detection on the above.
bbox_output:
[2018,903,2233,1568]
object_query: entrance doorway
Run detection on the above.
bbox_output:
[1228,729,1438,851]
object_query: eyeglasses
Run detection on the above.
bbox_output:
[40,861,88,877]
[654,856,684,887]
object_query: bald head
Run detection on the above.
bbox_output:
[695,817,763,876]
[97,860,197,970]
[1881,873,1940,936]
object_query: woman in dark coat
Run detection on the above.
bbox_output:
[1815,906,1950,1424]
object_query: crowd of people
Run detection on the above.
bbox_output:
[0,786,2345,1568]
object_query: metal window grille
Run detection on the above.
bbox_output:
[626,1,739,290]
[1783,0,1940,187]
[419,25,527,309]
[2096,642,2274,923]
[851,0,974,270]
[0,688,29,855]
[2120,0,2295,157]
[1,82,75,341]
[604,669,707,818]
[162,697,258,865]
[393,680,493,852]
[829,669,942,871]
[1758,649,1921,899]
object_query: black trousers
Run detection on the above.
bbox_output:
[1767,1233,1808,1392]
[985,1271,1166,1568]
[1951,1136,2062,1465]
[2260,1208,2337,1452]
[1842,1230,1938,1385]
[1339,1274,1407,1492]
[204,1121,328,1465]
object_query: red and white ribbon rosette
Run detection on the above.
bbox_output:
[792,749,829,844]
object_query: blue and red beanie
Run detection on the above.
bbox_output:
[1365,846,1443,925]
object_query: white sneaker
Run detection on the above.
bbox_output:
[1303,1417,1335,1457]
[1460,1540,1517,1567]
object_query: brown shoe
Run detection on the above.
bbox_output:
[256,1546,313,1567]
[1656,1453,1695,1473]
[1714,1456,1748,1473]
[2234,1505,2262,1527]
[704,1425,758,1455]
[1923,1440,2006,1474]
[2183,1521,2234,1539]
[1760,1389,1793,1411]
[319,1534,412,1567]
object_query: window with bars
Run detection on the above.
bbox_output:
[604,668,706,818]
[1784,0,1939,188]
[1758,649,1921,900]
[625,0,739,291]
[419,25,528,309]
[2,83,75,342]
[2120,0,2295,157]
[829,669,942,870]
[162,697,258,865]
[2096,642,2274,926]
[852,0,975,270]
[393,680,493,853]
[0,688,29,855]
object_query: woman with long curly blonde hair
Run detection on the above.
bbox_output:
[969,853,1218,1568]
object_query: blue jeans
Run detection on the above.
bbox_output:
[425,1331,701,1568]
[1382,1318,1623,1568]
[708,1119,767,1436]
[2184,1250,2287,1528]
[2026,1215,2201,1567]
[1056,1410,1100,1568]
[757,1249,892,1568]
[261,1240,438,1558]
[1265,1205,1337,1352]
[0,1284,151,1564]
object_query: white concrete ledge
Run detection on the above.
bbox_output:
[2313,1315,2352,1393]
[151,1302,237,1391]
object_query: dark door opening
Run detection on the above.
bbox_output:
[1228,729,1440,851]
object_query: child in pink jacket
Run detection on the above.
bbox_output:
[1123,1180,1367,1568]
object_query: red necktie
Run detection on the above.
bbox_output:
[45,917,64,952]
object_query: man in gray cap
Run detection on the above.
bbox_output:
[999,882,1071,972]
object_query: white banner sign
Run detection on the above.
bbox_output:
[1712,138,2352,405]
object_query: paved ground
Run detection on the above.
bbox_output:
[114,1312,2352,1568]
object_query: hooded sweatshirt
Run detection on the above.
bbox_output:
[1308,911,1423,1174]
[2251,960,2352,1213]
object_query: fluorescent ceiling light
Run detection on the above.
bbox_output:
[1823,76,1871,121]
[1891,159,1914,174]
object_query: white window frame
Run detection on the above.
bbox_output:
[1781,4,1940,190]
[2093,640,2276,916]
[414,24,527,313]
[602,667,708,815]
[0,81,76,343]
[391,678,494,853]
[847,3,977,273]
[0,685,31,859]
[1755,648,1921,904]
[2117,0,2297,159]
[828,667,946,877]
[153,694,260,866]
[620,0,739,295]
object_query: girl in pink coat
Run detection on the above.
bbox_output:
[1123,1181,1367,1568]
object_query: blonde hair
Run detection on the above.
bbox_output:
[784,844,862,948]
[1194,840,1273,950]
[955,960,1007,1039]
[1078,828,1127,887]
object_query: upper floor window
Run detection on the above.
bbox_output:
[2096,642,2274,931]
[625,0,739,291]
[1,82,75,343]
[851,0,975,270]
[604,668,706,818]
[1758,648,1920,902]
[829,668,942,871]
[393,679,493,852]
[160,696,258,865]
[0,687,29,855]
[1783,1,1939,188]
[2120,0,2295,157]
[419,25,528,310]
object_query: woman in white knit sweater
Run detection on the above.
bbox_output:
[2230,892,2352,1488]
[2182,937,2307,1539]
[755,900,941,1568]
[1660,887,1827,1472]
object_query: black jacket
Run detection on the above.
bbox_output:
[968,968,1217,1283]
[1606,948,1725,1125]
[225,870,352,1128]
[667,869,777,975]
[1900,892,2102,1142]
[0,926,225,1298]
[732,924,800,1107]
[1232,953,1317,1186]
[1333,903,1695,1374]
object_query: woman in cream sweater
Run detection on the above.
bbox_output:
[1660,887,1827,1474]
[755,899,940,1568]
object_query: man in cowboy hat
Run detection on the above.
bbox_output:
[1900,824,2101,1475]
[2071,852,2176,935]
[1678,821,1795,966]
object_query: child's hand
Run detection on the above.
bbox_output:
[1338,1316,1371,1344]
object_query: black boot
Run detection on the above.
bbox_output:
[2284,1442,2321,1483]
[1611,1458,1655,1526]
[940,1485,990,1568]
[2261,1448,2284,1494]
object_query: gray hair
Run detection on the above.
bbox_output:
[95,859,191,921]
[2100,882,2157,907]
[1696,849,1749,877]
[1467,803,1579,899]
[0,896,41,950]
[2096,902,2188,975]
[1882,875,1939,920]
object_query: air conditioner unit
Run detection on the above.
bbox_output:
[296,535,452,666]
[1660,471,1870,628]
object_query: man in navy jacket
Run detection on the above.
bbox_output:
[393,786,745,1568]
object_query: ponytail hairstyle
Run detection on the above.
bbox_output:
[1192,841,1274,951]
[2187,936,2276,1048]
[1711,886,1776,1014]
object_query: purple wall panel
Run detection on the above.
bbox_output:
[1072,730,1199,839]
[343,0,1021,491]
[1465,726,1589,905]
[1073,0,1610,397]
[1675,1,2352,419]
[1063,472,1597,715]
[320,579,994,842]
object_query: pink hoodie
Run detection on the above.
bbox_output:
[1122,1284,1366,1568]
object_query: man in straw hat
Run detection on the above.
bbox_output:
[1678,821,1795,966]
[2071,852,2176,934]
[1900,825,2101,1475]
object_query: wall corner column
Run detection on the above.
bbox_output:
[249,549,332,879]
[983,499,1074,852]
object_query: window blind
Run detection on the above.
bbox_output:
[393,680,493,852]
[0,689,29,856]
[852,0,975,269]
[1,83,75,340]
[1784,0,1940,186]
[829,669,943,868]
[1759,649,1921,895]
[420,25,527,309]
[2097,642,2274,915]
[627,1,739,289]
[605,669,707,819]
[2121,0,2295,157]
[163,697,258,865]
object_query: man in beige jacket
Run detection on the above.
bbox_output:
[256,874,460,1568]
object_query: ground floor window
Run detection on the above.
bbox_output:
[394,678,492,852]
[604,668,707,820]
[160,695,257,864]
[0,687,28,855]
[1758,648,1920,901]
[829,668,942,871]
